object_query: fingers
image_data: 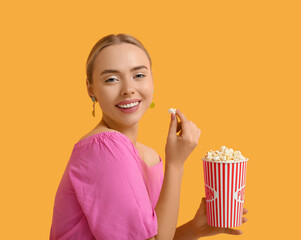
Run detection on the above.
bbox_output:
[199,197,207,214]
[201,197,206,206]
[175,109,189,135]
[176,121,182,133]
[175,109,187,122]
[223,228,243,235]
[242,217,248,223]
[174,109,201,140]
[191,121,201,140]
[168,110,180,136]
[243,208,248,215]
[199,197,206,208]
[203,198,206,214]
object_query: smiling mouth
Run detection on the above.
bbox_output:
[115,100,142,108]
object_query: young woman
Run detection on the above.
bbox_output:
[50,33,248,240]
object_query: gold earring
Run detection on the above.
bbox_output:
[149,89,155,108]
[92,97,96,117]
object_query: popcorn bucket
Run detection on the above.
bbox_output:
[202,159,248,228]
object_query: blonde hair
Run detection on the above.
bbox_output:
[86,33,152,83]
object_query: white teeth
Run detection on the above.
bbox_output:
[117,101,139,108]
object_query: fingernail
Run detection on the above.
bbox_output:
[171,113,175,120]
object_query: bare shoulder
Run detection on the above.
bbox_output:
[137,142,161,167]
[78,127,116,142]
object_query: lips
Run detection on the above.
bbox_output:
[116,99,142,106]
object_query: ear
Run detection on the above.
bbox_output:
[86,78,95,99]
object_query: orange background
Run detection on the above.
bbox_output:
[1,0,300,239]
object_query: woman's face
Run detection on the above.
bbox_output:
[87,43,154,129]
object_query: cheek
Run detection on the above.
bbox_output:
[140,87,153,100]
[97,91,114,106]
[140,81,153,93]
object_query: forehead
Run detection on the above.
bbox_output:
[93,43,150,71]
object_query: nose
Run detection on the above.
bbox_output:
[121,88,135,96]
[121,79,136,96]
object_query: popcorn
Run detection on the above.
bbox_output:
[220,146,227,152]
[203,145,247,162]
[168,108,177,114]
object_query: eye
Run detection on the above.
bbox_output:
[105,77,118,82]
[135,74,145,78]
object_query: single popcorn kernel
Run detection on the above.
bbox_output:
[202,146,248,162]
[168,108,177,114]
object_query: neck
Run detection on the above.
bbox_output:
[97,117,139,147]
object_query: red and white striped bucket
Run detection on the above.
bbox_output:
[202,159,248,228]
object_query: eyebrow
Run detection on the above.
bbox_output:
[100,65,148,76]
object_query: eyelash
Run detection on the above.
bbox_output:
[105,74,145,82]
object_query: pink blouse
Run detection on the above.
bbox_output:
[50,131,164,240]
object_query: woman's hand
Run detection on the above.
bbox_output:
[165,109,201,168]
[192,197,248,237]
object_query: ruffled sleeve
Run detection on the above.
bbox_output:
[68,133,158,240]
